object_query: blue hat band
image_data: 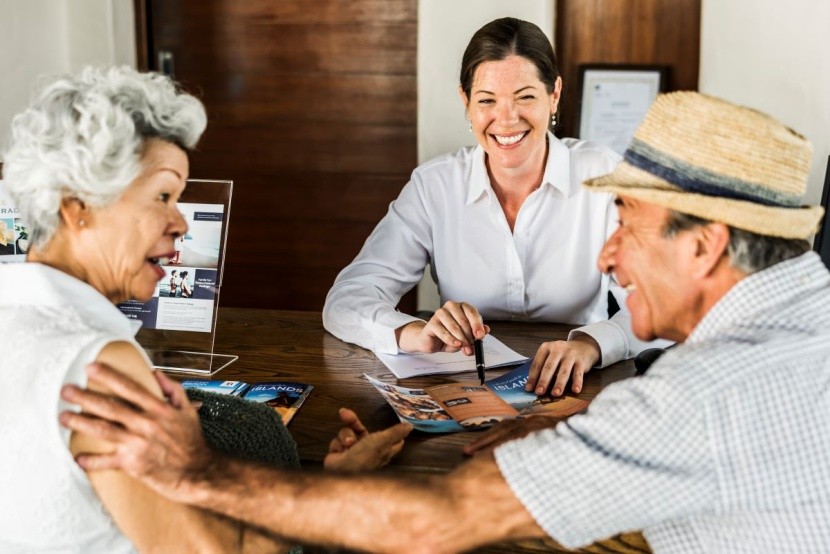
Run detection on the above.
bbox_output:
[624,138,801,208]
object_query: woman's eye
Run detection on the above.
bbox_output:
[519,95,535,101]
[477,98,494,105]
[159,192,171,203]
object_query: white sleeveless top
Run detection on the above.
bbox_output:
[0,263,138,553]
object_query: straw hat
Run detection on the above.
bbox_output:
[584,91,822,239]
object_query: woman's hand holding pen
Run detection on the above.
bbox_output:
[526,334,601,397]
[396,301,490,355]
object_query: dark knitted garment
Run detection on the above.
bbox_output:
[186,388,300,468]
[186,389,303,554]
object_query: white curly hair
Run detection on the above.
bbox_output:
[2,65,207,247]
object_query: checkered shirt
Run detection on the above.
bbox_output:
[495,252,830,553]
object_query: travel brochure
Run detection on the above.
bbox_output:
[117,202,225,333]
[366,359,589,433]
[181,379,313,425]
[0,181,28,262]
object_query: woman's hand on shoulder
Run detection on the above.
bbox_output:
[526,334,601,397]
[396,301,490,355]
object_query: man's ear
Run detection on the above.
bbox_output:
[692,222,730,278]
[59,197,90,233]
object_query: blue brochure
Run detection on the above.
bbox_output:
[367,360,588,433]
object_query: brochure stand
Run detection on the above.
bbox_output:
[119,179,237,376]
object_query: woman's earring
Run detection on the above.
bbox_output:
[468,120,472,133]
[78,219,86,227]
[550,114,557,127]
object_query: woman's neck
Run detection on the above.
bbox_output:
[27,235,101,298]
[486,140,548,232]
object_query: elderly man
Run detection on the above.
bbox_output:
[60,92,830,553]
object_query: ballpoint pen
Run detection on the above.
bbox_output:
[474,338,485,385]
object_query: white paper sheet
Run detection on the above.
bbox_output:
[376,334,529,379]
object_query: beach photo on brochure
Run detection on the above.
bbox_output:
[182,379,313,425]
[366,360,588,433]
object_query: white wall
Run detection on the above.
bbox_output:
[417,0,555,165]
[0,0,135,159]
[699,0,830,206]
[416,0,555,310]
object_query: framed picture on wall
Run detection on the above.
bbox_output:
[575,64,668,155]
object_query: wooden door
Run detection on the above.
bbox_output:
[555,0,701,138]
[137,0,418,311]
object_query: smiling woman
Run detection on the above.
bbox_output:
[0,66,292,553]
[324,17,669,399]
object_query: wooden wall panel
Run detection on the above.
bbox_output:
[141,0,417,311]
[555,0,701,137]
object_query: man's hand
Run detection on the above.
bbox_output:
[525,334,601,397]
[396,301,490,355]
[59,362,211,498]
[324,408,412,472]
[462,415,558,456]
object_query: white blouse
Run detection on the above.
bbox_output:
[0,263,138,553]
[324,135,666,364]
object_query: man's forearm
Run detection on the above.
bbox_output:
[181,454,544,554]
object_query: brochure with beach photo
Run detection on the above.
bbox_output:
[366,359,589,433]
[182,379,313,425]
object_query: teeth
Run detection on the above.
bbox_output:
[494,133,526,145]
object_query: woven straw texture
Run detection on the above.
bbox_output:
[585,91,823,238]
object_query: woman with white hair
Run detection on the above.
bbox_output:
[0,66,293,552]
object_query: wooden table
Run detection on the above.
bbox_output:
[173,308,650,553]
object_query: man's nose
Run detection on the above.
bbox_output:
[598,230,620,274]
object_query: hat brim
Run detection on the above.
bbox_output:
[585,162,824,240]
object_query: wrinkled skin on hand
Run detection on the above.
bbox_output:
[324,407,412,472]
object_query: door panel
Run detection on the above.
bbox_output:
[141,0,418,311]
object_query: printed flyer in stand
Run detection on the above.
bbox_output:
[118,202,224,333]
[0,181,30,263]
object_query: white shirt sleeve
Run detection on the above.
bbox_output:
[322,171,432,354]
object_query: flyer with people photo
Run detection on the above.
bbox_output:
[366,360,589,433]
[117,202,225,333]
